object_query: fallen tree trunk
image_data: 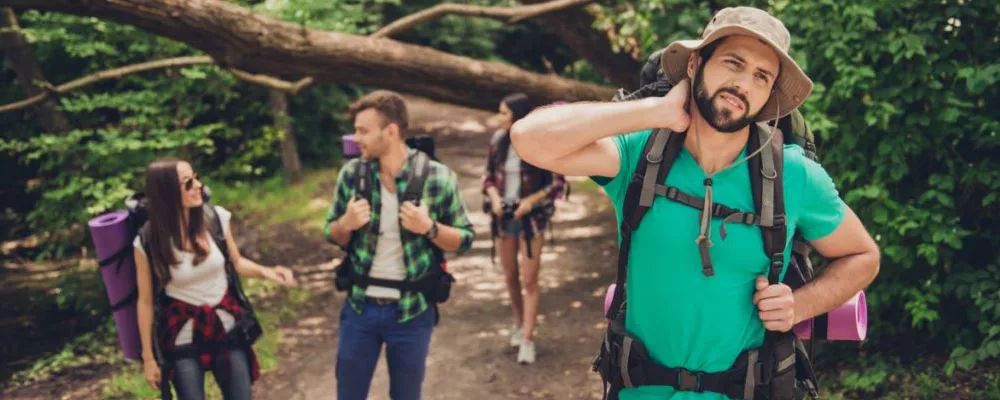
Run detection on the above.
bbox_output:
[1,0,614,110]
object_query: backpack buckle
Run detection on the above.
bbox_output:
[677,369,702,392]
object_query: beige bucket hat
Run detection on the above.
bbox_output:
[659,6,813,121]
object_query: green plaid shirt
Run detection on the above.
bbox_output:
[324,149,474,322]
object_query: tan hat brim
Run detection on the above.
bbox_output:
[660,25,813,121]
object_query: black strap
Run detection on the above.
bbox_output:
[110,287,139,311]
[98,243,133,272]
[352,271,441,292]
[627,351,748,399]
[202,204,258,319]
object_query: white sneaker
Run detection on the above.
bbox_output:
[509,326,523,347]
[517,340,536,364]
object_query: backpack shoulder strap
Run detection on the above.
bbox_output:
[137,222,161,294]
[403,151,431,205]
[201,204,230,265]
[748,123,787,285]
[203,203,257,315]
[607,129,685,320]
[356,160,374,202]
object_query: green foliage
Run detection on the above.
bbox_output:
[777,0,998,371]
[608,0,999,374]
[0,10,351,249]
[256,0,400,34]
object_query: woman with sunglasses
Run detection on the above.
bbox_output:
[482,93,566,364]
[133,158,295,399]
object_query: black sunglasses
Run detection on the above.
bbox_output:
[181,173,199,191]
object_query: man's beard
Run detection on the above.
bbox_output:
[693,64,756,133]
[360,134,386,161]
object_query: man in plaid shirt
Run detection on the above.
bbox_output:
[324,90,474,400]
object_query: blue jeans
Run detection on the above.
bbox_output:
[336,300,435,400]
[172,346,252,400]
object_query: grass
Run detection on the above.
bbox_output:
[207,168,339,237]
[100,279,315,399]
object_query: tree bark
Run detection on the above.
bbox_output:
[1,7,70,132]
[0,0,614,110]
[519,0,640,90]
[268,88,302,183]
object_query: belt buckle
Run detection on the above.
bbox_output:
[677,369,702,392]
[369,297,396,306]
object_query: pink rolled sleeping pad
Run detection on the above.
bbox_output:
[341,134,361,158]
[603,283,617,322]
[794,291,867,341]
[603,284,867,341]
[88,210,141,360]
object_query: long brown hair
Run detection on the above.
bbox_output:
[144,157,208,284]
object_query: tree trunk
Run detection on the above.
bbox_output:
[520,0,640,90]
[1,7,70,132]
[0,0,615,110]
[268,88,302,183]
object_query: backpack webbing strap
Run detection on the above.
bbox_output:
[202,204,257,317]
[403,151,431,205]
[748,123,795,399]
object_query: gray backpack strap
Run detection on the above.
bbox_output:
[403,151,431,205]
[758,123,779,230]
[639,129,672,208]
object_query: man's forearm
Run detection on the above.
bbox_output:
[327,217,353,247]
[429,223,466,252]
[510,98,665,165]
[792,251,880,324]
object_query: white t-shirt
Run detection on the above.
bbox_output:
[503,147,522,203]
[134,206,235,345]
[366,182,407,299]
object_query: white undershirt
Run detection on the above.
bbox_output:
[134,206,235,345]
[503,147,522,203]
[366,182,407,299]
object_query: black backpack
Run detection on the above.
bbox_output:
[592,53,822,400]
[333,151,455,311]
[406,135,438,161]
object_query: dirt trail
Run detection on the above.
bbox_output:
[254,97,620,400]
[1,97,621,400]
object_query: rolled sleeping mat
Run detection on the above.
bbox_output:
[794,290,867,341]
[88,210,141,360]
[342,134,361,158]
[603,283,616,322]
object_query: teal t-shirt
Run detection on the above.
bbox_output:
[595,130,846,400]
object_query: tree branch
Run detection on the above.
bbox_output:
[0,55,316,114]
[371,0,593,38]
[228,69,314,95]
